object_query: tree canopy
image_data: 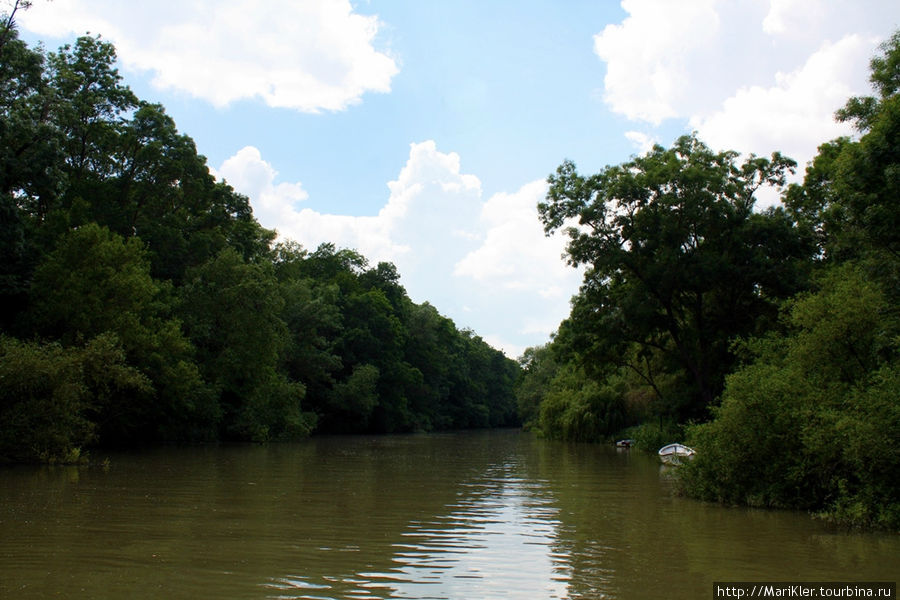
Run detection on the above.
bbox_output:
[539,134,812,420]
[519,32,900,528]
[0,26,520,462]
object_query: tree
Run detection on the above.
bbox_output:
[179,248,309,441]
[0,26,59,324]
[23,223,212,442]
[515,344,560,429]
[0,22,61,205]
[325,363,380,432]
[108,101,276,281]
[0,1,32,59]
[26,223,160,343]
[683,265,900,528]
[0,333,150,462]
[537,362,627,442]
[540,134,812,418]
[832,33,900,266]
[48,35,137,188]
[404,302,461,430]
[786,31,900,274]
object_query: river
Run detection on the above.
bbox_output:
[0,430,896,599]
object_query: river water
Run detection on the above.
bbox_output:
[0,430,896,599]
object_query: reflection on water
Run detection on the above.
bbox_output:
[382,471,566,598]
[1,430,897,600]
[267,464,569,599]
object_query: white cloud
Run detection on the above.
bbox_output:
[215,141,486,271]
[19,0,398,112]
[214,142,581,357]
[624,131,659,155]
[593,0,722,124]
[595,0,900,172]
[482,335,526,362]
[762,0,824,35]
[692,34,874,177]
[454,180,578,296]
[213,145,400,260]
[214,146,309,215]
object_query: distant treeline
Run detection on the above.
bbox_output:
[516,32,900,529]
[0,28,519,463]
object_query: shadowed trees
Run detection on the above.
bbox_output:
[520,32,900,528]
[537,134,812,423]
[0,28,520,461]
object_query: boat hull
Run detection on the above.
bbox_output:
[657,443,696,465]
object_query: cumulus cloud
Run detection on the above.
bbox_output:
[454,180,577,297]
[19,0,398,112]
[593,0,722,124]
[762,0,824,36]
[214,145,400,262]
[214,141,481,290]
[595,0,899,171]
[691,34,874,175]
[214,142,581,357]
[624,131,659,155]
[213,146,308,218]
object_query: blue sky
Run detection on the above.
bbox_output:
[16,0,900,357]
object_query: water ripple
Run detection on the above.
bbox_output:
[369,473,571,599]
[263,469,571,599]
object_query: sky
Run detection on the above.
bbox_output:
[15,0,900,358]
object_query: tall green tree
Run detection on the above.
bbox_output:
[179,248,309,441]
[23,223,212,442]
[540,135,813,418]
[3,31,274,283]
[0,24,60,202]
[403,302,460,430]
[48,35,137,191]
[0,25,59,324]
[110,101,276,282]
[786,31,900,273]
[515,344,561,429]
[273,243,343,419]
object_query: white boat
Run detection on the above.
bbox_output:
[658,443,696,465]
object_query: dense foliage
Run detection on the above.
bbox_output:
[519,33,900,528]
[683,34,900,528]
[0,26,519,462]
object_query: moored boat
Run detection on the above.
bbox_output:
[658,443,696,465]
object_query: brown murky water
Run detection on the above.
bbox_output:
[1,430,896,598]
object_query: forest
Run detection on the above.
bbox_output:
[518,32,900,529]
[0,26,520,463]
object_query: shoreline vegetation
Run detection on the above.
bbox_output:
[517,32,900,531]
[0,24,519,464]
[2,9,897,531]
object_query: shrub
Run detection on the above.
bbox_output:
[538,365,628,442]
[681,265,900,528]
[617,421,684,453]
[0,334,149,462]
